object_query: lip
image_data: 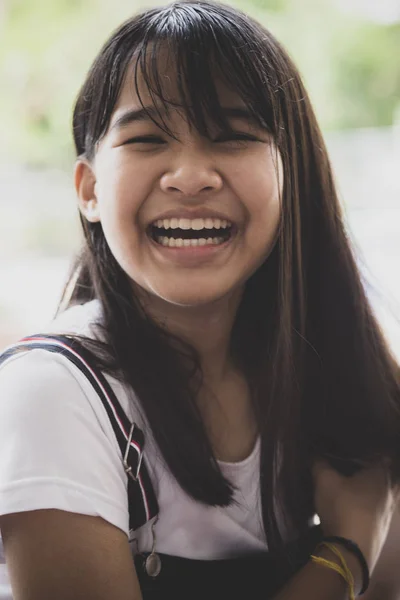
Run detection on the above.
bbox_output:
[147,230,236,266]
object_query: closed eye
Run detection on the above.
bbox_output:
[215,133,259,143]
[121,133,260,146]
[123,136,166,145]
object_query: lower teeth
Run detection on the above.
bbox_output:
[156,236,225,248]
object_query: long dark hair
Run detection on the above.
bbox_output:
[61,0,400,550]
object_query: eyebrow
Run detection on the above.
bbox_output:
[109,106,262,132]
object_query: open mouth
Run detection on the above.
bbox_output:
[148,218,235,248]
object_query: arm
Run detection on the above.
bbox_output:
[279,459,400,600]
[273,555,354,600]
[272,544,363,600]
[0,509,142,600]
[272,483,400,600]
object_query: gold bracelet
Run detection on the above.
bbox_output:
[310,553,355,600]
[322,542,355,592]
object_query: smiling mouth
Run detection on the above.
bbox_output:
[148,223,234,248]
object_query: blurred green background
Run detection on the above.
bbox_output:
[0,0,399,351]
[1,0,399,168]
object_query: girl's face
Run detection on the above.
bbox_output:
[75,60,283,309]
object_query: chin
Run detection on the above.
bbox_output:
[151,285,234,308]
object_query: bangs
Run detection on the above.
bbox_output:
[75,1,288,159]
[129,3,277,140]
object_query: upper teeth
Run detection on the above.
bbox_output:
[153,218,232,230]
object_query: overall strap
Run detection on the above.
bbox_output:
[0,334,159,531]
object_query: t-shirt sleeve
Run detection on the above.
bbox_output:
[0,349,129,536]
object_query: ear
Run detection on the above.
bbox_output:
[74,159,100,223]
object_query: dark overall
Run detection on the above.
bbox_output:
[0,335,322,600]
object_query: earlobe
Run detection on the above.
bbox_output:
[74,159,101,223]
[85,199,100,222]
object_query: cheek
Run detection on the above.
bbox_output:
[234,155,282,231]
[95,159,150,225]
[236,164,282,263]
[248,195,281,258]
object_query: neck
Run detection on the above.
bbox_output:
[138,287,244,385]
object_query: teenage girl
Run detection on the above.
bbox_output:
[0,2,399,599]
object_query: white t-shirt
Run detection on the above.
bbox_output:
[0,300,266,598]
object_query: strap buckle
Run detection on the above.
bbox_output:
[123,422,143,481]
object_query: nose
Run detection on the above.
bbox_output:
[159,151,223,198]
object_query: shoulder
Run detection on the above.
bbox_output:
[0,347,99,425]
[0,326,138,454]
[0,299,115,431]
[0,344,125,468]
[0,345,131,535]
[0,300,150,536]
